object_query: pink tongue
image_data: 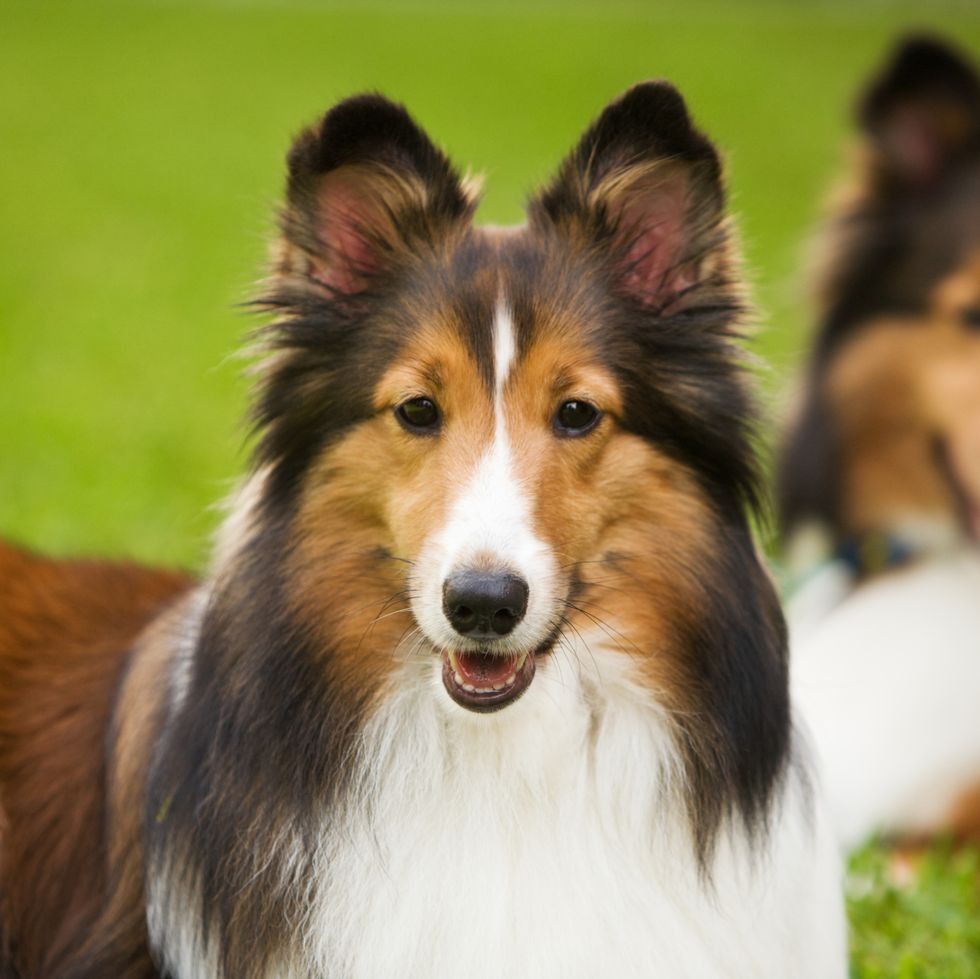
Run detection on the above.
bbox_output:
[456,651,518,686]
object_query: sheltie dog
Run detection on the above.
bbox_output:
[1,82,845,978]
[780,36,980,849]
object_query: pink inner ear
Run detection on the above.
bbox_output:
[615,174,696,308]
[310,172,390,295]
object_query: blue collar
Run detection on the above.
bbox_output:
[834,532,917,579]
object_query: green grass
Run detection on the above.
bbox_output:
[848,843,980,978]
[2,1,980,973]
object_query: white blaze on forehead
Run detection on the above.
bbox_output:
[411,299,557,654]
[493,299,517,396]
[442,300,535,567]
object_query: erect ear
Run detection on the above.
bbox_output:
[278,94,476,297]
[529,81,727,312]
[858,35,980,187]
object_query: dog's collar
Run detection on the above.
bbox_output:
[834,532,918,579]
[784,519,961,599]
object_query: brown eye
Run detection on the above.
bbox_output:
[554,400,601,436]
[961,307,980,330]
[395,397,441,434]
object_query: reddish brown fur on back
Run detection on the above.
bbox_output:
[0,540,191,977]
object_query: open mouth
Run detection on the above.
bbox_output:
[441,648,537,713]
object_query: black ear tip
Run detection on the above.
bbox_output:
[288,93,421,179]
[859,32,980,126]
[283,92,472,222]
[889,33,975,76]
[608,80,694,138]
[319,93,418,146]
[581,78,721,171]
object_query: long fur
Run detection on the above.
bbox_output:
[1,84,845,978]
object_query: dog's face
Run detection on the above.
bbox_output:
[245,86,764,719]
[364,295,623,711]
[285,253,721,714]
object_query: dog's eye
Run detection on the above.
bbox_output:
[961,307,980,330]
[554,400,601,436]
[395,397,441,434]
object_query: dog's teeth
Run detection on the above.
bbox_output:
[449,650,528,697]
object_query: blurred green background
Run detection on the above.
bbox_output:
[1,0,977,570]
[3,2,980,975]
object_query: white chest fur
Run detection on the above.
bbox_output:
[294,647,843,979]
[154,642,845,979]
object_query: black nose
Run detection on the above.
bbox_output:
[443,571,529,639]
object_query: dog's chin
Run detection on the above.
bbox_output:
[440,647,541,713]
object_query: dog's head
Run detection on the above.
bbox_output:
[830,34,980,320]
[241,84,778,729]
[780,34,980,546]
[858,33,980,192]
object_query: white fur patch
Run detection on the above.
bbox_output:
[492,297,517,392]
[147,878,222,979]
[210,467,270,575]
[166,587,211,717]
[792,548,980,849]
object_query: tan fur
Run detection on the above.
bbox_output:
[568,444,719,703]
[824,254,980,538]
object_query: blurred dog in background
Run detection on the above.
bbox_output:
[780,35,980,849]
